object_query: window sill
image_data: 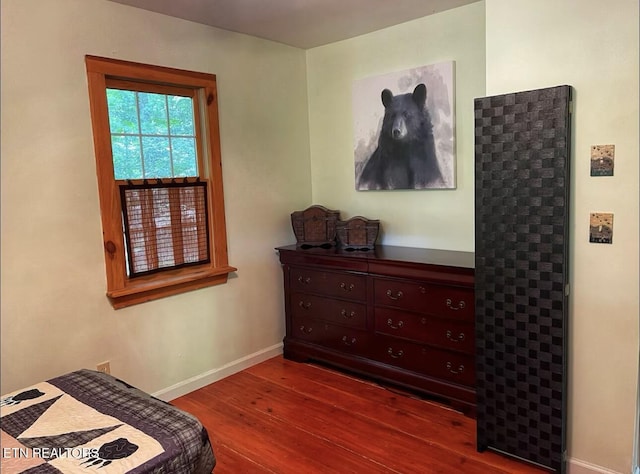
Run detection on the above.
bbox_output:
[107,265,237,309]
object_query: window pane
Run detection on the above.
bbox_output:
[111,135,143,180]
[138,92,168,135]
[107,89,139,134]
[142,137,171,177]
[171,137,197,177]
[107,89,198,180]
[168,96,195,136]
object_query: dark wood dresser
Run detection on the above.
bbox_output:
[277,244,476,414]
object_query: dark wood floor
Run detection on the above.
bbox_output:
[172,356,548,474]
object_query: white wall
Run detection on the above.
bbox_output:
[306,2,486,251]
[0,0,311,395]
[485,1,639,473]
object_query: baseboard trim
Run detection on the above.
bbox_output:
[153,343,283,401]
[568,458,623,474]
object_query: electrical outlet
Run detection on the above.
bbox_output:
[97,361,111,375]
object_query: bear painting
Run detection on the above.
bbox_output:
[357,84,442,190]
[353,63,455,190]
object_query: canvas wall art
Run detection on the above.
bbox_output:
[353,62,455,190]
[589,212,614,244]
[590,144,615,176]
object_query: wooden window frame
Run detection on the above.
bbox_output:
[86,56,235,309]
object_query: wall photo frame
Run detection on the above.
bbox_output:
[589,212,614,244]
[590,144,615,176]
[353,61,456,191]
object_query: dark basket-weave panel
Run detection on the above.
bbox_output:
[474,85,571,473]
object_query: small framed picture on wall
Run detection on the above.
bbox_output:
[590,145,614,176]
[589,212,614,244]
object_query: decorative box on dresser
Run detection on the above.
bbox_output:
[276,244,476,415]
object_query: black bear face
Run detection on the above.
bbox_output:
[357,82,441,190]
[380,84,428,143]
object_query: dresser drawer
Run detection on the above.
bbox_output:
[291,292,366,329]
[374,308,474,353]
[290,317,372,356]
[372,335,475,387]
[290,267,366,301]
[373,278,474,321]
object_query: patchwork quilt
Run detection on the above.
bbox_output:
[1,370,215,473]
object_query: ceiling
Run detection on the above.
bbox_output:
[106,0,480,49]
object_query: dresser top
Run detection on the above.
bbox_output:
[276,244,475,270]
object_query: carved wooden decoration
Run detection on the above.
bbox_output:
[336,216,380,250]
[291,205,340,247]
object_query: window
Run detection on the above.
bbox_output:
[86,56,235,308]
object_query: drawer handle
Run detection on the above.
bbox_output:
[340,282,355,292]
[386,290,404,300]
[298,301,312,310]
[342,336,356,346]
[446,330,465,343]
[297,276,311,284]
[446,298,466,311]
[299,325,313,334]
[387,318,404,330]
[341,309,355,319]
[446,362,464,374]
[387,347,404,359]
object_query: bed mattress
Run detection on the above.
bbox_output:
[1,369,215,473]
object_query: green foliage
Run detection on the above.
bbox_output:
[106,89,197,179]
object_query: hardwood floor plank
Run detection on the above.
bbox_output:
[195,371,501,474]
[247,357,472,434]
[175,390,392,473]
[246,358,544,473]
[173,398,274,473]
[211,440,273,474]
[173,356,549,473]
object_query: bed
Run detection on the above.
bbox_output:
[1,369,216,473]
